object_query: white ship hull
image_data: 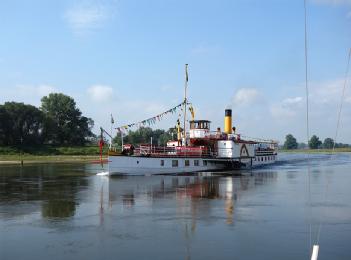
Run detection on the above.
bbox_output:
[108,156,223,175]
[108,153,277,175]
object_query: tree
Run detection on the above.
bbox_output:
[113,127,175,146]
[309,135,322,149]
[0,102,45,145]
[323,138,334,149]
[298,142,307,149]
[41,93,94,145]
[283,134,298,149]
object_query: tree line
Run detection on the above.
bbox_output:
[283,134,350,150]
[0,93,94,146]
[112,127,178,146]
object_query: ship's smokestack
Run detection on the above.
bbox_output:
[224,109,232,134]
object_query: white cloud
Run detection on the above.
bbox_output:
[270,96,304,119]
[16,84,57,97]
[232,88,260,106]
[0,84,58,107]
[309,78,351,104]
[87,85,113,102]
[282,96,303,107]
[37,85,57,96]
[64,0,116,35]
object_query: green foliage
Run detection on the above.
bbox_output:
[41,93,94,145]
[298,142,307,149]
[283,134,298,149]
[309,135,322,149]
[334,142,350,148]
[323,138,334,149]
[0,93,94,147]
[0,145,105,156]
[113,127,177,146]
[0,102,45,145]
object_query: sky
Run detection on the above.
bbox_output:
[1,0,351,144]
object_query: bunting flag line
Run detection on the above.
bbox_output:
[115,100,193,133]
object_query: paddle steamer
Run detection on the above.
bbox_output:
[105,65,278,175]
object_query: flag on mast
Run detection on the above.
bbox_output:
[185,64,188,82]
[111,114,114,124]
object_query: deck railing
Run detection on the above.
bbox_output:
[133,145,217,158]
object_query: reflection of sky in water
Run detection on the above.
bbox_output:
[0,153,351,260]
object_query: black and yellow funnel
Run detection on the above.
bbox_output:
[224,109,232,134]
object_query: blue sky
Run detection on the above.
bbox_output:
[1,0,351,143]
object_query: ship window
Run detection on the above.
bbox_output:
[203,160,207,166]
[160,160,164,166]
[172,160,178,167]
[185,160,190,166]
[194,160,199,166]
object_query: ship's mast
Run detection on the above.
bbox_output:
[183,64,188,147]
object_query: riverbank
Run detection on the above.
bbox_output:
[279,148,351,153]
[0,155,108,165]
[0,145,110,165]
[0,145,106,156]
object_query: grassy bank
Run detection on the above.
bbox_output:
[279,148,351,153]
[0,145,108,156]
[0,145,108,164]
[0,155,106,164]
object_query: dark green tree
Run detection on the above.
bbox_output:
[0,105,11,145]
[41,93,94,145]
[113,127,175,146]
[0,102,45,145]
[323,138,334,149]
[309,135,322,149]
[283,134,298,149]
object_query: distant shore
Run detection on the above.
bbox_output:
[279,148,351,153]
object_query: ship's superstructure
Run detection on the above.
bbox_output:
[107,108,277,175]
[106,65,277,175]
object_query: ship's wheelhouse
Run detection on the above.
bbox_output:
[189,120,211,138]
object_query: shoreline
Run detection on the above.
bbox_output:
[1,149,350,165]
[279,148,351,153]
[0,155,108,165]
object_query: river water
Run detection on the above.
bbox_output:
[0,153,351,260]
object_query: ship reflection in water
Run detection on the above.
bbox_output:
[2,155,351,260]
[106,172,277,227]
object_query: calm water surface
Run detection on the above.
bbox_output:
[1,153,351,260]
